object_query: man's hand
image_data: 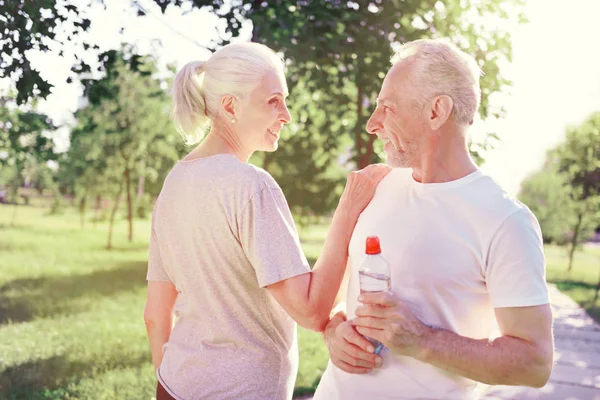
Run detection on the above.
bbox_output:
[354,292,554,387]
[323,312,383,374]
[354,292,431,359]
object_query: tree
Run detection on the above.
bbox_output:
[64,48,176,248]
[555,112,600,272]
[0,100,55,224]
[518,160,575,244]
[0,1,99,104]
[0,100,55,169]
[4,1,527,220]
[150,0,524,219]
[153,0,524,165]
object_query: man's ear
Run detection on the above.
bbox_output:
[428,95,453,130]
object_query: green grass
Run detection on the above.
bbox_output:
[0,206,156,399]
[1,205,598,399]
[0,205,331,399]
[544,244,600,322]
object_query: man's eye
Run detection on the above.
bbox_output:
[269,98,279,105]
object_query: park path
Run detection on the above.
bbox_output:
[295,284,600,400]
[482,284,600,399]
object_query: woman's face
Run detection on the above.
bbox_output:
[236,68,292,152]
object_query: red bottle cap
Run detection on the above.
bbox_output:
[365,236,381,255]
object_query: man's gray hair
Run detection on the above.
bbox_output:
[392,38,482,125]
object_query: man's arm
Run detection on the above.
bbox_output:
[355,294,554,387]
[419,304,554,387]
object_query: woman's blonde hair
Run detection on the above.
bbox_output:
[172,42,285,144]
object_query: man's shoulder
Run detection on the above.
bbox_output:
[374,167,413,193]
[464,173,536,228]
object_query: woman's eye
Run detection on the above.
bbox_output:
[269,98,280,105]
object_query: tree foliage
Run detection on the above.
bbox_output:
[150,0,524,217]
[0,0,101,104]
[519,113,600,271]
[59,47,180,246]
[555,112,600,271]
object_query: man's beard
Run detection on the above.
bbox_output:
[386,144,416,168]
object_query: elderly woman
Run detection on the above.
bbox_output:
[143,42,390,400]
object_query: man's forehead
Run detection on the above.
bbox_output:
[378,61,414,102]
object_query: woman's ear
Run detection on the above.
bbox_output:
[221,94,238,122]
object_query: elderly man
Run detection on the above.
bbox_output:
[313,38,554,400]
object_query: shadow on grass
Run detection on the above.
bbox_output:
[0,352,150,399]
[293,376,322,398]
[0,223,61,235]
[553,279,599,291]
[0,261,148,325]
[0,242,17,252]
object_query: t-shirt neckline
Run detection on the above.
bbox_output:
[409,169,484,191]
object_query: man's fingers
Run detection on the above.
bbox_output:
[354,316,386,330]
[336,348,377,368]
[355,304,387,318]
[356,326,385,343]
[342,323,376,352]
[359,291,396,306]
[341,341,380,364]
[335,360,372,375]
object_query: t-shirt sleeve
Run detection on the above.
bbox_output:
[485,208,550,308]
[146,228,171,282]
[238,185,311,288]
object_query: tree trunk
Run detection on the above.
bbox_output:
[567,211,584,272]
[79,193,87,229]
[251,0,263,41]
[106,181,124,250]
[363,132,376,167]
[355,84,364,169]
[125,168,133,242]
[94,194,102,229]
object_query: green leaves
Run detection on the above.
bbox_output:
[519,113,600,249]
[0,0,100,104]
[144,0,526,216]
[60,47,180,201]
[556,112,600,202]
[0,103,56,168]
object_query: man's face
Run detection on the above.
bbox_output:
[366,60,427,168]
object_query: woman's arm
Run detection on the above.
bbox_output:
[266,164,390,332]
[144,281,178,370]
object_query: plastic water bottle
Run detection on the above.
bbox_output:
[358,236,391,355]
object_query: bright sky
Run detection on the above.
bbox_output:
[17,0,600,196]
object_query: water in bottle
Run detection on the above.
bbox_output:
[358,236,391,355]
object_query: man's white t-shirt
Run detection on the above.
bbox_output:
[314,168,550,400]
